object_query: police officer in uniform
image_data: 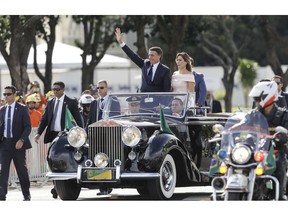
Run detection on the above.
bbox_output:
[126,96,141,114]
[249,80,288,200]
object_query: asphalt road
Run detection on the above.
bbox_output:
[5,181,213,201]
[3,181,276,216]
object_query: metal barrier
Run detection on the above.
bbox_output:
[8,128,49,187]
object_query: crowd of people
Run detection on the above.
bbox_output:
[3,26,287,201]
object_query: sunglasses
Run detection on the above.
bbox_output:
[52,88,62,91]
[253,97,261,102]
[3,93,13,96]
[97,87,105,90]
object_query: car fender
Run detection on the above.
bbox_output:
[139,131,189,172]
[47,135,86,172]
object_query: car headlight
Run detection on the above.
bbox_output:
[94,153,109,168]
[67,126,87,148]
[122,126,141,147]
[231,144,252,164]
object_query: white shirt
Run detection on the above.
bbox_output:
[99,95,108,110]
[148,62,159,81]
[53,94,65,131]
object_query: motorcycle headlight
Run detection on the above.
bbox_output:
[231,145,252,164]
[94,153,109,168]
[122,126,141,147]
[67,126,87,148]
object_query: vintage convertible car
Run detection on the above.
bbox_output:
[46,92,230,200]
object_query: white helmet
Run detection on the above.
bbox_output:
[249,81,278,109]
[79,94,95,105]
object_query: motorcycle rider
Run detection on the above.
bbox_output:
[79,94,95,128]
[249,80,288,200]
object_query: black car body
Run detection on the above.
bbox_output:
[46,92,230,200]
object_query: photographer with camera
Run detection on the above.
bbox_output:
[24,81,47,110]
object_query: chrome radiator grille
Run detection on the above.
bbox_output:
[88,126,124,167]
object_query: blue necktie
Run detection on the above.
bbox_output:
[148,64,153,82]
[7,106,11,138]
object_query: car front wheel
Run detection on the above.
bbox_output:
[148,154,176,199]
[54,180,81,200]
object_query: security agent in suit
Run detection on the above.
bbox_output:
[205,91,222,113]
[193,71,207,106]
[0,85,32,201]
[187,72,207,168]
[115,27,171,92]
[34,81,83,199]
[35,81,83,144]
[86,80,120,129]
[272,75,288,107]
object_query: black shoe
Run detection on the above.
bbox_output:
[0,197,6,201]
[51,188,58,199]
[279,195,287,201]
[97,188,112,195]
[23,195,31,201]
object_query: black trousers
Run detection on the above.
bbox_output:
[0,139,30,199]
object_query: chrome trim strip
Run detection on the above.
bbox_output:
[120,172,160,179]
[46,171,77,180]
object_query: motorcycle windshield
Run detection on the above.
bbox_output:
[220,111,269,153]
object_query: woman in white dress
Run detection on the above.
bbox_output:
[171,52,195,107]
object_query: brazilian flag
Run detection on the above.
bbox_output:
[65,106,77,130]
[159,105,174,135]
[264,144,276,175]
[209,145,221,177]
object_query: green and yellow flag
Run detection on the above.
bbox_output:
[209,145,221,177]
[159,105,174,135]
[264,144,276,175]
[65,106,77,130]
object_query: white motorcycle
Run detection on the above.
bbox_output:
[210,111,287,201]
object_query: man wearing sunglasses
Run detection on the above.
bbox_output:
[0,85,32,201]
[87,80,120,129]
[272,75,288,107]
[34,81,83,199]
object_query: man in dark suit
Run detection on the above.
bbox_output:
[193,71,207,106]
[87,80,120,129]
[115,27,171,92]
[205,91,222,113]
[272,75,288,107]
[34,81,83,199]
[0,85,32,201]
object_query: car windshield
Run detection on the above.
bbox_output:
[102,92,189,119]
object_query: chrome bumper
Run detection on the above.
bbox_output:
[46,165,160,181]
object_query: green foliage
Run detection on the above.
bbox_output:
[239,58,258,88]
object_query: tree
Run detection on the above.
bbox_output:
[0,15,43,92]
[150,15,191,71]
[197,16,255,112]
[72,15,127,92]
[121,16,155,57]
[33,15,60,94]
[238,58,258,108]
[258,16,288,90]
